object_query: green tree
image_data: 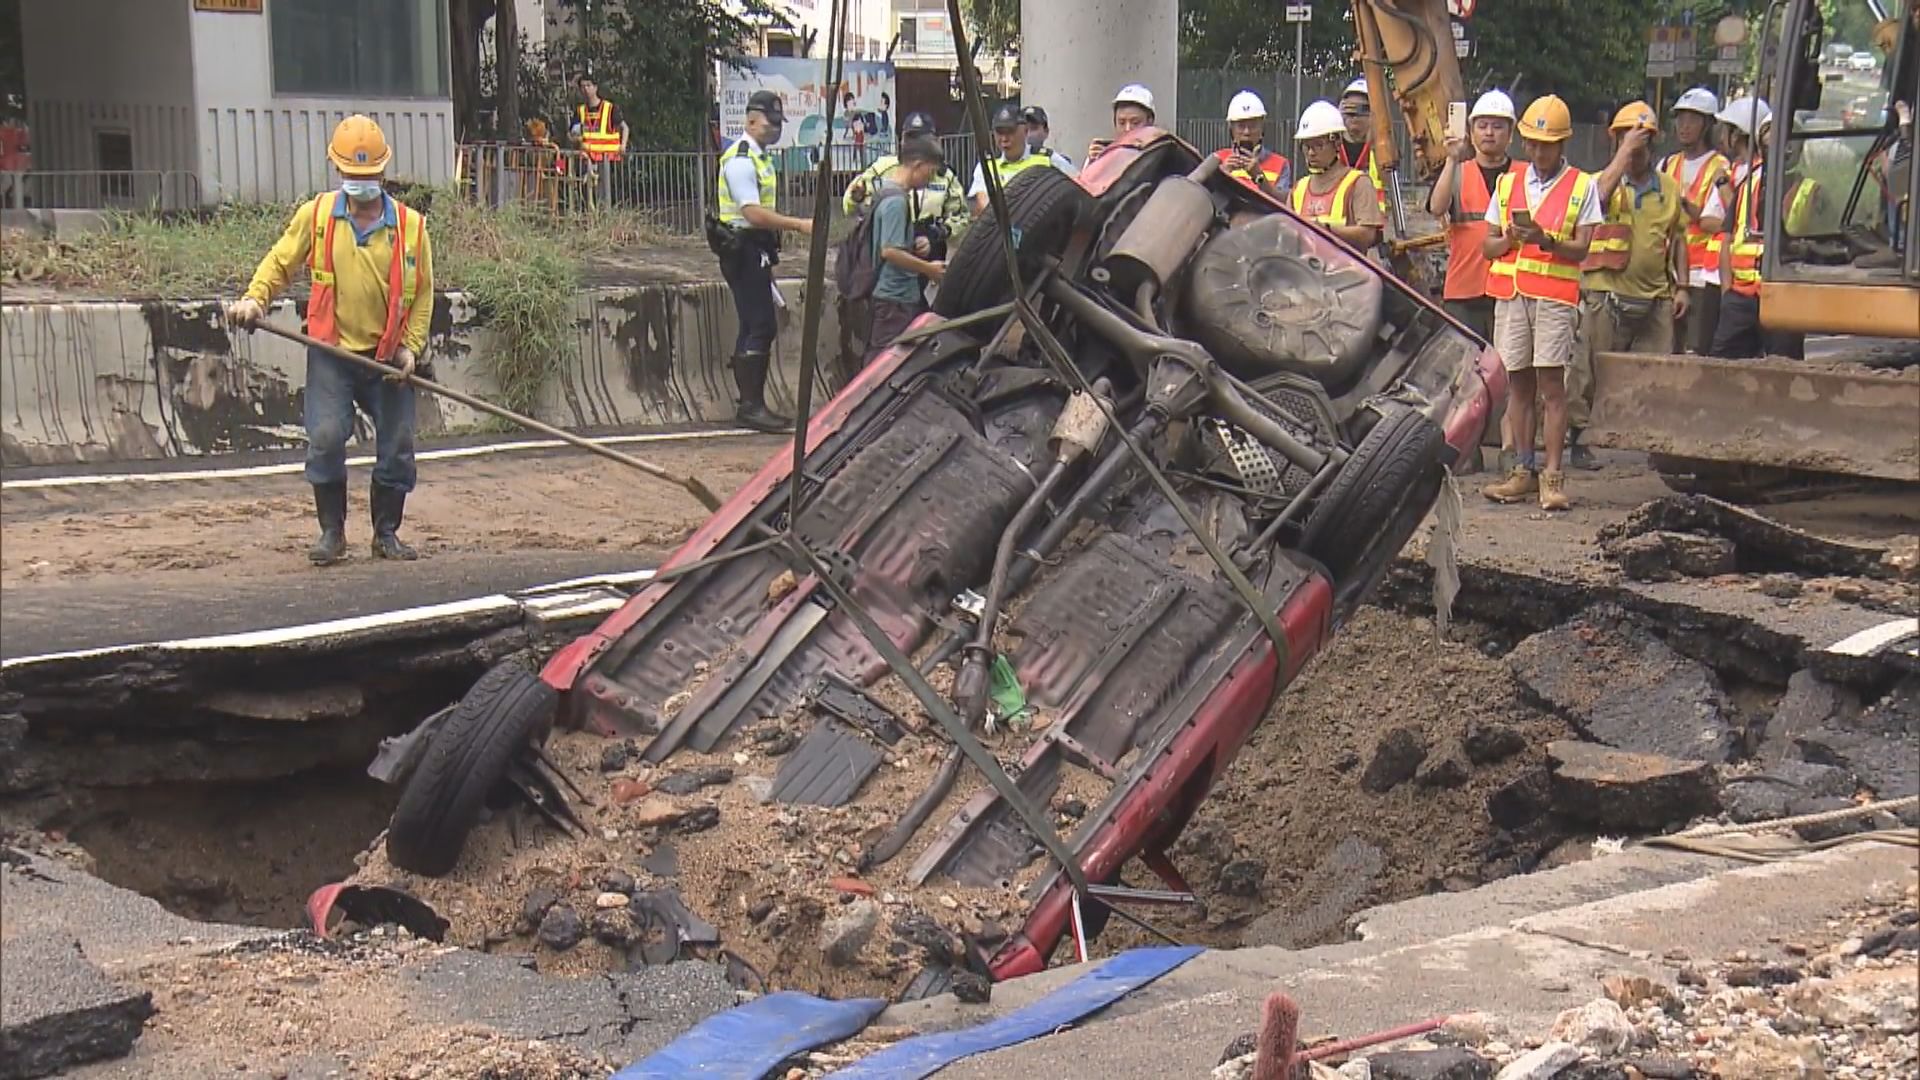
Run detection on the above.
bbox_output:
[963,0,1020,55]
[1465,0,1662,116]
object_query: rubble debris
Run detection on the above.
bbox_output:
[536,904,585,952]
[630,796,693,829]
[307,882,449,943]
[655,766,734,797]
[1757,574,1805,599]
[771,722,885,807]
[1366,1047,1493,1080]
[611,778,653,805]
[1596,494,1896,579]
[0,933,155,1080]
[950,970,992,1004]
[600,742,634,773]
[1508,607,1737,764]
[596,891,630,910]
[598,869,637,896]
[1715,1028,1825,1078]
[1547,998,1633,1056]
[1718,761,1858,824]
[892,911,960,964]
[1490,1041,1579,1080]
[1217,859,1268,898]
[1547,741,1717,831]
[1763,670,1865,754]
[819,898,880,967]
[592,909,636,947]
[1362,727,1429,793]
[1461,722,1527,766]
[518,887,561,932]
[640,844,679,878]
[669,805,722,834]
[1601,529,1737,582]
[1487,769,1553,830]
[1415,754,1471,790]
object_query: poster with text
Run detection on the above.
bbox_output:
[718,57,898,163]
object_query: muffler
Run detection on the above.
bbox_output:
[1094,177,1218,301]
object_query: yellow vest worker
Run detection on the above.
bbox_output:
[227,115,433,567]
[571,75,628,162]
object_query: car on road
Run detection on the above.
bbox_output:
[378,125,1501,984]
[1848,51,1878,71]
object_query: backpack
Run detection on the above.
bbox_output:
[834,186,906,302]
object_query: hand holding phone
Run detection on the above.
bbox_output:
[1447,102,1468,143]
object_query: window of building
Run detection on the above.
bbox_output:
[767,33,796,57]
[899,17,918,54]
[95,130,132,200]
[271,0,450,99]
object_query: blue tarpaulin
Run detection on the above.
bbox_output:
[825,946,1204,1080]
[614,990,888,1080]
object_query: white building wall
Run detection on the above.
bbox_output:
[189,7,456,204]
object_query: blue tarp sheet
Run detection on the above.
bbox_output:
[614,990,888,1080]
[826,946,1204,1080]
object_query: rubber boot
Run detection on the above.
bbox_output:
[370,483,419,561]
[309,482,348,566]
[1565,428,1600,471]
[731,351,794,434]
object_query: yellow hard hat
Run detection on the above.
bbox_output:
[1519,95,1573,143]
[1609,101,1659,135]
[328,115,392,177]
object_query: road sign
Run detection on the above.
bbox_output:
[1451,19,1475,59]
[1447,0,1476,18]
[1708,44,1743,75]
[1646,61,1680,78]
[1285,4,1312,23]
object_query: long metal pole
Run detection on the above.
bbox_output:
[251,322,721,509]
[1294,18,1305,150]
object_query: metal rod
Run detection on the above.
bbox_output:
[1299,1017,1450,1061]
[1085,884,1196,906]
[251,322,721,510]
[789,0,851,531]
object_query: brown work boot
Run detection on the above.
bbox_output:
[1482,465,1538,504]
[1539,469,1571,512]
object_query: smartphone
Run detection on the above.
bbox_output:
[1447,102,1468,142]
[1510,208,1535,232]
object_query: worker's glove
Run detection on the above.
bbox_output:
[226,297,264,329]
[387,346,418,383]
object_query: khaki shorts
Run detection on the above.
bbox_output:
[1493,296,1580,372]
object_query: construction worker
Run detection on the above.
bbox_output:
[1567,102,1690,470]
[570,75,629,161]
[226,115,432,566]
[969,103,1056,215]
[1428,89,1524,339]
[843,111,969,259]
[712,90,814,433]
[1290,100,1385,250]
[1338,77,1390,212]
[1480,94,1601,512]
[1214,91,1291,198]
[1661,88,1730,354]
[1087,84,1157,163]
[1711,97,1805,361]
[864,136,949,363]
[1022,107,1079,175]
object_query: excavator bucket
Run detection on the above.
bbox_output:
[1583,352,1920,483]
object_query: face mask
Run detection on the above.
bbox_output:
[341,180,383,202]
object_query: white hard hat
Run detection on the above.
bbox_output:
[1297,100,1346,141]
[1343,77,1370,99]
[1227,90,1267,122]
[1469,90,1517,122]
[1716,96,1773,134]
[1673,87,1720,117]
[1113,83,1156,113]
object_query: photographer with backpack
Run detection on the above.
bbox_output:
[839,135,948,365]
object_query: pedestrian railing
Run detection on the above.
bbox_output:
[1,170,202,211]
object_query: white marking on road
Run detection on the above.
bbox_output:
[0,570,656,670]
[1825,617,1920,658]
[2,430,762,491]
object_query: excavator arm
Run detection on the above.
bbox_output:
[1350,0,1467,273]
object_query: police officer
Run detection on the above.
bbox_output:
[969,103,1057,214]
[1021,107,1078,174]
[712,90,813,433]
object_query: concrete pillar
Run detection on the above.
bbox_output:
[1020,0,1178,167]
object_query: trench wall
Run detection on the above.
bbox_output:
[0,278,843,465]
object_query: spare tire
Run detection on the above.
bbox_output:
[1301,407,1447,584]
[932,167,1092,317]
[387,661,558,876]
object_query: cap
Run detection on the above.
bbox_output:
[1022,106,1050,127]
[1227,90,1267,122]
[746,90,785,122]
[991,102,1025,130]
[1673,87,1720,117]
[1343,77,1370,100]
[1469,90,1517,122]
[1716,96,1772,134]
[1113,84,1156,113]
[901,111,936,136]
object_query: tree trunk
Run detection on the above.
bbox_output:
[496,0,520,140]
[450,0,494,140]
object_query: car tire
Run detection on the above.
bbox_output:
[1301,407,1447,582]
[932,168,1092,318]
[386,661,558,877]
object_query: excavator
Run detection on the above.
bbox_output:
[1346,0,1466,280]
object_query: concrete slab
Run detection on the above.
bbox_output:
[0,932,154,1080]
[0,852,260,969]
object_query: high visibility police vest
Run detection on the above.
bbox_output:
[1445,158,1527,301]
[1214,147,1289,188]
[1661,150,1729,276]
[984,151,1054,188]
[1729,165,1766,297]
[306,191,427,363]
[578,101,622,161]
[1486,165,1593,306]
[1290,169,1365,227]
[717,138,777,227]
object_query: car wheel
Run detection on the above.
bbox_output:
[386,661,558,877]
[1301,407,1447,583]
[932,168,1092,318]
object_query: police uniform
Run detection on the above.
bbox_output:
[714,90,789,431]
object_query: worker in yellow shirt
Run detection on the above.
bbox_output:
[227,115,434,567]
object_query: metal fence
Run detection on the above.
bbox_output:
[0,170,202,212]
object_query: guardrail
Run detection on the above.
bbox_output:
[0,170,202,211]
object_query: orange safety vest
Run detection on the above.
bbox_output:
[1486,165,1593,306]
[1705,156,1761,274]
[1213,147,1289,189]
[1581,184,1636,273]
[1661,150,1729,275]
[306,191,428,362]
[1444,158,1526,301]
[1728,164,1764,297]
[578,101,623,161]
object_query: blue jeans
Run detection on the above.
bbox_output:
[303,345,417,491]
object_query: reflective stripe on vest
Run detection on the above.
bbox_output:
[306,192,426,362]
[1445,159,1526,301]
[1486,166,1592,305]
[717,139,777,226]
[1290,169,1365,227]
[1215,147,1288,186]
[1581,185,1634,272]
[1662,150,1729,273]
[1729,166,1765,297]
[579,102,622,161]
[986,151,1054,188]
